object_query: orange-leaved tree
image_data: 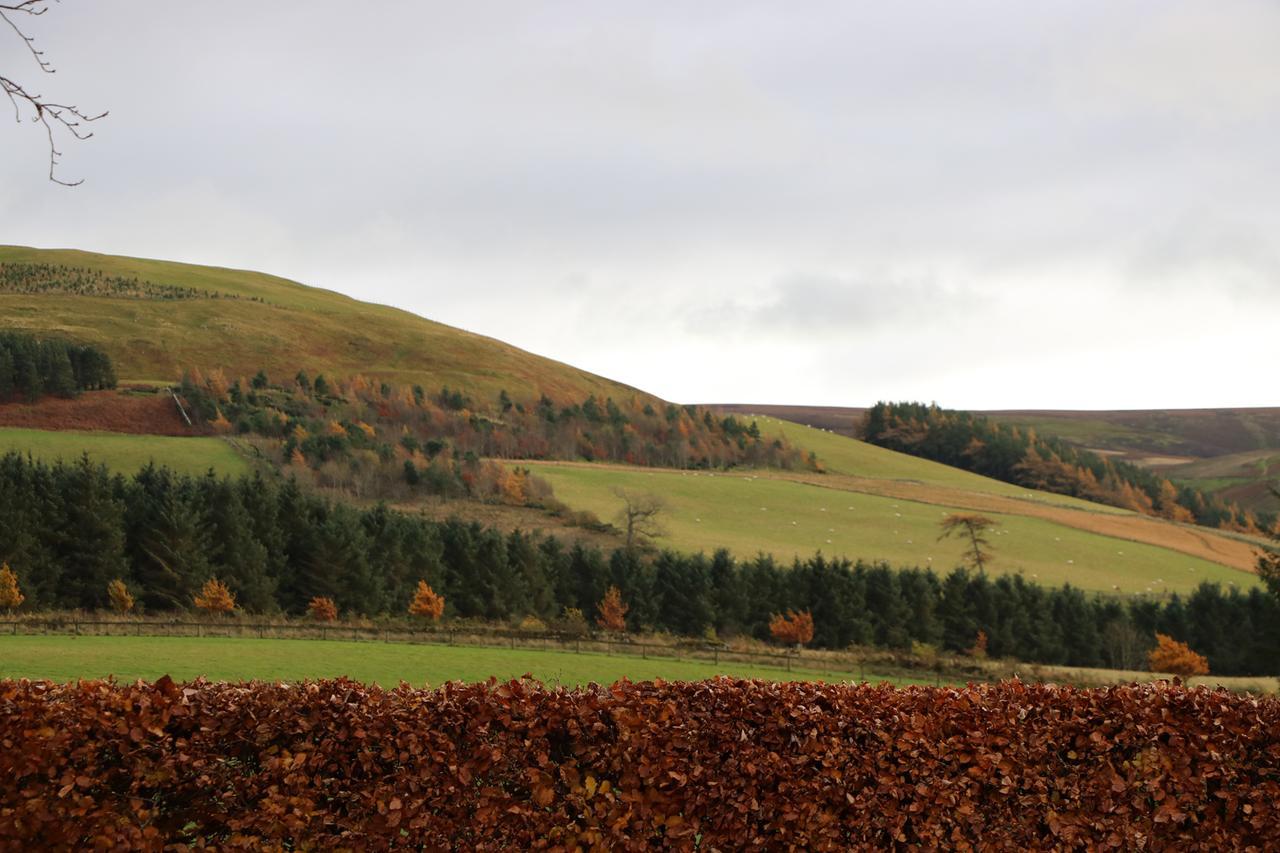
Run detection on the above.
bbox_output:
[107,579,134,613]
[969,630,989,659]
[408,581,445,621]
[0,563,23,611]
[193,578,236,614]
[1148,633,1210,677]
[769,609,815,646]
[596,585,629,633]
[308,596,338,622]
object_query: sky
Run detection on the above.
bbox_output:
[2,1,1278,410]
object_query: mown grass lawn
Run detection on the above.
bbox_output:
[0,635,935,687]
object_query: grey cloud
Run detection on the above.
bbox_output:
[687,273,988,338]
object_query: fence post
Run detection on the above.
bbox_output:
[511,634,516,650]
[575,639,580,655]
[74,620,80,636]
[714,647,719,666]
[786,654,791,673]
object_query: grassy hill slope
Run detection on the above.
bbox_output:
[0,245,646,402]
[522,420,1265,596]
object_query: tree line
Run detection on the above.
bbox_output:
[0,262,257,301]
[1,452,1276,675]
[0,331,116,402]
[862,402,1275,534]
[174,368,815,503]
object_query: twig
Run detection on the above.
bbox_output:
[1,0,106,185]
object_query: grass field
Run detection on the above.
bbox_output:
[755,416,1127,513]
[0,635,931,687]
[527,461,1257,595]
[0,427,250,477]
[0,245,643,404]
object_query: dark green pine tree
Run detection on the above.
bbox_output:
[126,467,214,611]
[199,475,276,612]
[53,456,129,609]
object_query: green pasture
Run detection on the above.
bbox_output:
[0,427,249,477]
[754,417,1128,514]
[0,635,932,687]
[526,462,1257,595]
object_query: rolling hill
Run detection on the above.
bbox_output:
[0,246,1267,600]
[714,403,1280,517]
[524,418,1265,597]
[0,245,647,403]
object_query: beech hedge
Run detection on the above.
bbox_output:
[2,677,1278,850]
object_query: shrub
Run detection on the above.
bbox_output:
[1149,632,1210,677]
[1,678,1276,848]
[307,596,338,622]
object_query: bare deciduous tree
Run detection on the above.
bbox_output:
[613,487,666,553]
[937,513,996,573]
[2,0,105,185]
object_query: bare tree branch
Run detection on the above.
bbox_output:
[1,0,106,185]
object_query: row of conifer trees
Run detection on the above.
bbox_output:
[0,332,116,402]
[0,452,1276,676]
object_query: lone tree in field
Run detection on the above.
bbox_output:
[106,579,133,613]
[596,585,629,633]
[1148,633,1210,677]
[307,596,338,622]
[769,609,815,647]
[938,514,996,573]
[408,580,444,621]
[613,488,667,553]
[193,578,236,614]
[0,563,23,611]
[1,0,106,184]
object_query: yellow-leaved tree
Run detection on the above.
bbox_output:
[0,563,24,612]
[194,578,236,614]
[107,579,134,613]
[408,581,445,621]
[1148,633,1210,677]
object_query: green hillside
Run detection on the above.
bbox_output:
[0,245,645,402]
[0,427,249,477]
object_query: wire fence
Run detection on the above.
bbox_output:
[0,618,913,682]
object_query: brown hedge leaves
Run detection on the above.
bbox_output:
[1,677,1278,850]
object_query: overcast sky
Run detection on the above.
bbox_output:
[2,2,1277,409]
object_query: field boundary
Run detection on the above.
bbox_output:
[0,618,909,683]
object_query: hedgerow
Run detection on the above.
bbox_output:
[1,678,1276,849]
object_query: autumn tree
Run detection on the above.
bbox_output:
[1,0,106,184]
[938,514,996,573]
[106,578,134,613]
[193,578,236,614]
[596,585,629,633]
[969,629,988,659]
[0,563,23,611]
[408,580,444,620]
[613,488,666,553]
[769,609,814,646]
[307,596,338,622]
[1148,633,1210,677]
